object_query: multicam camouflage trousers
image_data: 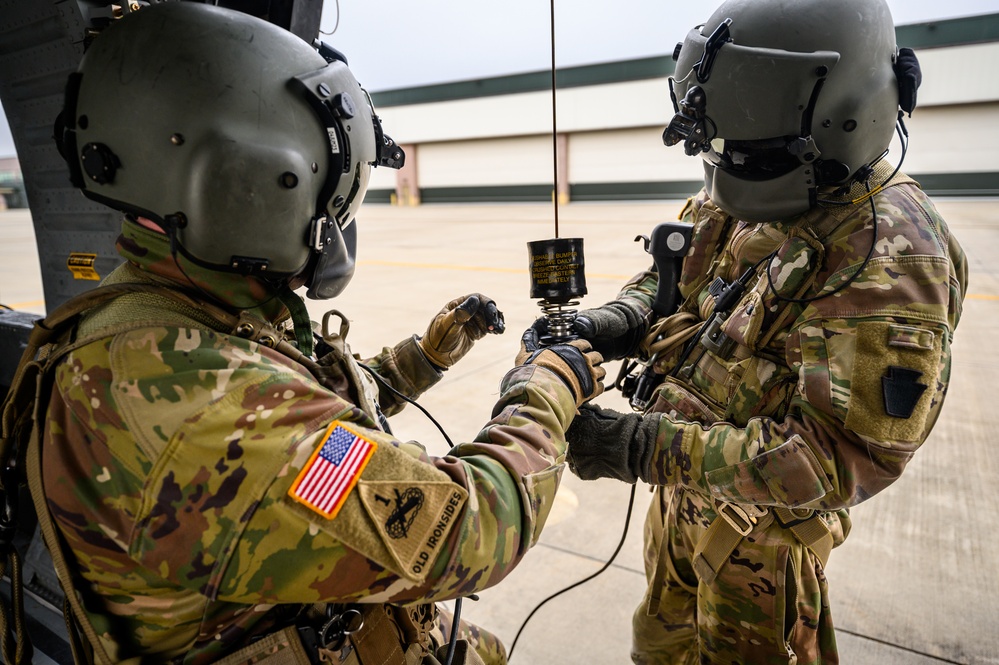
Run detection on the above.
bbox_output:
[434,607,508,665]
[631,487,842,665]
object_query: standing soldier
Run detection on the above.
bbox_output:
[557,0,967,663]
[18,3,605,664]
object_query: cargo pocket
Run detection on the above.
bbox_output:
[704,435,832,507]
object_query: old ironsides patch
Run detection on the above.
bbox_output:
[358,480,468,581]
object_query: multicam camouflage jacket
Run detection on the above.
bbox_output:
[40,219,574,663]
[617,166,967,520]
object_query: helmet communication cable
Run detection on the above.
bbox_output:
[319,0,340,36]
[766,114,910,306]
[357,363,475,665]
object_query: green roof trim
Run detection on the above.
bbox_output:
[365,171,999,205]
[896,13,999,49]
[371,56,674,107]
[370,13,999,108]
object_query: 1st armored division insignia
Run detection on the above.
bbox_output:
[357,480,467,581]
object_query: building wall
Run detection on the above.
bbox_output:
[0,156,24,209]
[365,14,999,204]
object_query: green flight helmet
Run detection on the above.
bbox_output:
[57,2,404,299]
[664,0,902,222]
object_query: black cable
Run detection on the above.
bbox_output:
[507,483,637,660]
[765,189,878,305]
[444,597,462,665]
[361,356,634,663]
[357,363,454,447]
[357,362,466,665]
[549,0,560,238]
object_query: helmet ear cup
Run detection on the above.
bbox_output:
[894,47,922,116]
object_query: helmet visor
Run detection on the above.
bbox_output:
[673,26,840,140]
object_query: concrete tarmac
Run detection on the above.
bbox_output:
[1,199,995,664]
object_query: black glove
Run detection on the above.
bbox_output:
[516,325,605,408]
[571,300,650,361]
[566,404,661,483]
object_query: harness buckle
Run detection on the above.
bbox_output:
[716,501,768,537]
[774,506,816,529]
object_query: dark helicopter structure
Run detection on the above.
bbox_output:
[0,2,324,661]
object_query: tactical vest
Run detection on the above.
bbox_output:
[0,280,479,665]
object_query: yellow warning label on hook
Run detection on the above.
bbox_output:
[67,253,100,281]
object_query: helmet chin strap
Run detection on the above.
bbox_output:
[275,283,315,357]
[160,215,291,316]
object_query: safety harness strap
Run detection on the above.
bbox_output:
[211,625,321,665]
[28,432,140,665]
[691,503,833,585]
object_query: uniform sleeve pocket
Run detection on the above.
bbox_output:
[519,463,565,547]
[844,322,941,443]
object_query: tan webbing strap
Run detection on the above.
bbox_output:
[26,417,125,665]
[691,506,774,584]
[349,605,409,665]
[212,625,315,665]
[645,524,671,616]
[692,503,834,584]
[0,539,30,664]
[773,507,834,569]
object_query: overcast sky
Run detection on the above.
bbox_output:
[2,0,997,157]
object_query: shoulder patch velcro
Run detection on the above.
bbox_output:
[882,366,927,418]
[358,480,467,581]
[288,421,376,519]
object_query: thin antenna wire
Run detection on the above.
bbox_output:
[549,0,560,238]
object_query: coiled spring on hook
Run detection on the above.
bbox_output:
[539,298,579,342]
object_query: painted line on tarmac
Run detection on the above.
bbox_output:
[360,261,999,300]
[357,259,632,281]
[4,299,44,309]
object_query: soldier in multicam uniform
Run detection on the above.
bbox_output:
[554,0,968,663]
[31,4,605,664]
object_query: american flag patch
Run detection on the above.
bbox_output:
[288,421,376,519]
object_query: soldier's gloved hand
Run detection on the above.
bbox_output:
[571,300,650,361]
[566,404,661,483]
[418,294,505,370]
[516,325,605,407]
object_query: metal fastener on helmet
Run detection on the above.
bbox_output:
[665,0,903,222]
[56,2,404,299]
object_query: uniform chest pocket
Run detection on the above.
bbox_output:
[720,232,823,353]
[651,377,723,425]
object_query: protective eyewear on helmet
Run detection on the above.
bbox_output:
[701,137,806,181]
